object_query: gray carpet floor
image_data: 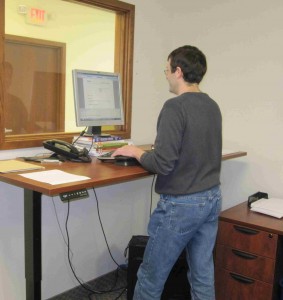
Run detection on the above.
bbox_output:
[47,268,127,300]
[46,263,190,300]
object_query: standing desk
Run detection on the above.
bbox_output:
[0,150,246,300]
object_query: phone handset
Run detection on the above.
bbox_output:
[43,139,91,162]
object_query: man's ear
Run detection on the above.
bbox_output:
[175,66,183,79]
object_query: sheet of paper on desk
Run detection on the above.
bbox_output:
[251,198,283,218]
[20,170,90,185]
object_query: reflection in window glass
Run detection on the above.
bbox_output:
[4,61,29,134]
[5,0,115,135]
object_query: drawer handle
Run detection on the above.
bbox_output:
[230,272,255,284]
[234,225,259,235]
[232,249,257,260]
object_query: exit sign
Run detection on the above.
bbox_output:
[26,7,47,26]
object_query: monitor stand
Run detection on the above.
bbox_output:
[86,126,101,136]
[85,126,111,138]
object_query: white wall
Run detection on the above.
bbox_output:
[1,0,283,299]
[128,0,283,207]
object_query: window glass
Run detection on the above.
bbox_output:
[1,0,134,149]
[5,0,115,135]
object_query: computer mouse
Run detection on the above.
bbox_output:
[114,155,139,166]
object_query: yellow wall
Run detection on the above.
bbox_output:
[5,0,115,131]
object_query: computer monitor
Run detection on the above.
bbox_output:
[72,69,124,136]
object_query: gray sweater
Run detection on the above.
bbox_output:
[140,92,222,195]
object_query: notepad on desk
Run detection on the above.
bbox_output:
[250,198,283,219]
[0,159,44,173]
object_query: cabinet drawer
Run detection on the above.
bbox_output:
[217,221,277,258]
[216,244,275,283]
[215,267,273,300]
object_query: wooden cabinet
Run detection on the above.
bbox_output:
[215,202,283,300]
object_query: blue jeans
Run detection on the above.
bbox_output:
[133,185,222,300]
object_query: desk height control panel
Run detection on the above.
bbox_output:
[60,188,89,202]
[215,202,283,300]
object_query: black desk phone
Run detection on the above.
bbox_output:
[43,139,91,163]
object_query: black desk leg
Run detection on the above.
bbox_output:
[24,189,42,300]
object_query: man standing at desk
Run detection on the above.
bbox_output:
[113,45,222,300]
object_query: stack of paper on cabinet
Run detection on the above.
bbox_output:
[250,198,283,218]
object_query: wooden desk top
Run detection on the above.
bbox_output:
[221,150,247,161]
[0,150,247,197]
[0,159,152,196]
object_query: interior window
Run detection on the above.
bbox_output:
[0,0,134,149]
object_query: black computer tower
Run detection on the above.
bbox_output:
[127,235,191,300]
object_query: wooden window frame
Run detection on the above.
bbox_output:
[0,0,135,149]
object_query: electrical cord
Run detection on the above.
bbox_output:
[114,286,127,300]
[51,197,74,258]
[88,268,127,300]
[65,199,104,295]
[61,173,156,299]
[72,127,87,145]
[88,136,95,155]
[52,197,92,288]
[72,127,95,155]
[92,188,121,268]
[64,197,126,298]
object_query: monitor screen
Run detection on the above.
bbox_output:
[72,69,124,135]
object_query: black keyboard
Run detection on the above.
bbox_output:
[97,151,115,160]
